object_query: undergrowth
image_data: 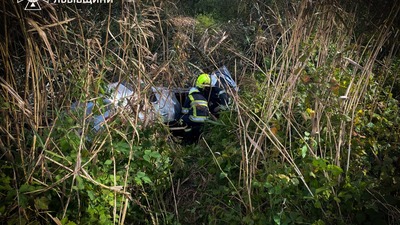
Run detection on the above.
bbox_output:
[0,0,400,224]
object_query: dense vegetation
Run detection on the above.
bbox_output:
[1,0,400,224]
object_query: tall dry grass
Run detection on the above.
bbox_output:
[0,1,182,223]
[0,0,246,222]
[228,0,400,216]
[1,0,399,223]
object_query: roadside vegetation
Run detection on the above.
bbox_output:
[1,0,399,224]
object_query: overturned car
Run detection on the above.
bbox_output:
[72,66,238,132]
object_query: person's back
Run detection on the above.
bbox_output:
[181,87,209,125]
[180,74,211,142]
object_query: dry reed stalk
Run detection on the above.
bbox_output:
[231,0,400,215]
[0,1,172,223]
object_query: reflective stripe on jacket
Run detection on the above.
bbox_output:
[182,87,209,123]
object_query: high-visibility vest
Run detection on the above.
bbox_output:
[182,87,209,123]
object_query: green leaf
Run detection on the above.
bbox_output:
[219,172,228,178]
[76,176,85,190]
[19,194,28,208]
[273,215,281,225]
[150,151,161,159]
[135,171,152,185]
[291,177,299,186]
[134,177,142,185]
[274,185,282,194]
[312,219,326,225]
[136,171,145,178]
[87,190,95,200]
[19,184,35,193]
[264,182,273,188]
[34,197,49,210]
[315,187,327,194]
[114,142,130,154]
[104,159,113,165]
[141,175,152,184]
[144,149,152,155]
[301,145,307,158]
[138,171,151,183]
[277,174,290,183]
[6,189,16,201]
[327,165,343,176]
[143,154,151,162]
[314,200,322,209]
[66,221,77,225]
[312,158,327,170]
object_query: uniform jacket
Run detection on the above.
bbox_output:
[182,87,210,123]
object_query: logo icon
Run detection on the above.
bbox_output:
[17,0,49,11]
